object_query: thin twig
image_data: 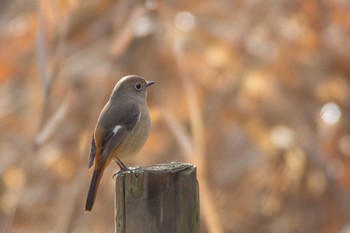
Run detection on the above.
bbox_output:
[171,33,223,233]
[34,94,71,147]
[156,4,224,232]
[36,1,51,129]
[110,6,146,58]
[172,38,206,164]
[35,0,71,145]
[1,202,18,233]
[161,106,223,233]
[55,129,91,233]
[161,111,194,159]
[36,1,49,97]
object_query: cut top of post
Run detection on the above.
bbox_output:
[115,162,195,174]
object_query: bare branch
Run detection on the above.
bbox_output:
[34,94,71,147]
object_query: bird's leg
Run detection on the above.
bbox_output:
[116,157,128,170]
[113,157,129,179]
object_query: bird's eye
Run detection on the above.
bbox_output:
[135,83,142,90]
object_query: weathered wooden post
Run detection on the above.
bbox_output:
[114,162,199,233]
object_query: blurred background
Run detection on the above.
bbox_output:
[1,0,350,232]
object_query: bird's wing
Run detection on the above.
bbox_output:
[95,103,141,169]
[88,135,96,169]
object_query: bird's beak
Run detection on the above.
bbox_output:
[145,80,155,87]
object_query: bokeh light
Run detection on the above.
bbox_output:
[174,11,196,32]
[320,102,342,125]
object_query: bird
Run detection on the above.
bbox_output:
[85,75,155,212]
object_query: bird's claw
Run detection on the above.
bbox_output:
[112,167,130,179]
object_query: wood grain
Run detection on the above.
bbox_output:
[114,162,199,233]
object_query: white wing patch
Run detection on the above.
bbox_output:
[137,111,141,123]
[112,125,122,135]
[112,112,141,135]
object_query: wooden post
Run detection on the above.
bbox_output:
[114,162,199,233]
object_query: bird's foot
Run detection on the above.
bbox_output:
[112,167,129,179]
[113,158,130,179]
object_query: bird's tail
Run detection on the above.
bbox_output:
[85,166,105,212]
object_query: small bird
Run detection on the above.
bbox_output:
[85,75,155,211]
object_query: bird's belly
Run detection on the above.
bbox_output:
[111,113,151,159]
